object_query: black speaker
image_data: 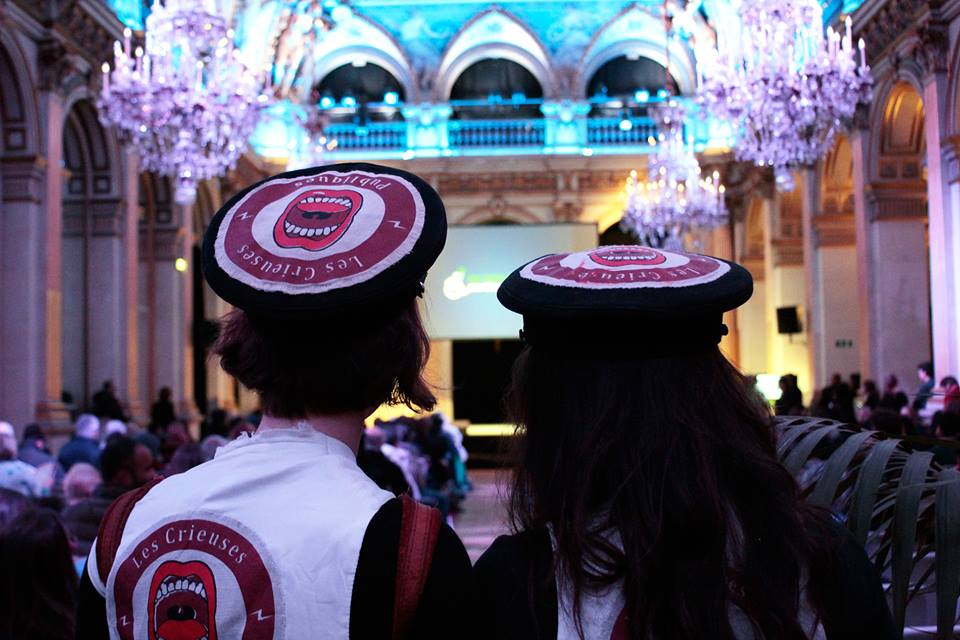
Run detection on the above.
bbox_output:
[776,306,801,334]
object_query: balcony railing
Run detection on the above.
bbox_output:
[587,118,658,146]
[325,121,407,151]
[448,119,546,149]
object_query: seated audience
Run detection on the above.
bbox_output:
[0,507,78,640]
[879,374,909,414]
[0,421,40,497]
[61,463,101,507]
[61,437,156,557]
[102,419,128,444]
[914,361,936,413]
[0,487,31,528]
[57,414,101,471]
[774,374,804,415]
[18,423,56,467]
[931,411,960,468]
[199,434,228,461]
[163,442,207,476]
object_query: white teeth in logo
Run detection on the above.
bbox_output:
[285,221,335,237]
[297,195,351,207]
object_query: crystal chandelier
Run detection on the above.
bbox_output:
[697,0,872,190]
[621,100,728,249]
[98,0,271,205]
[288,100,339,170]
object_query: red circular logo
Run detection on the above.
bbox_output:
[110,518,280,640]
[213,170,425,295]
[520,246,728,289]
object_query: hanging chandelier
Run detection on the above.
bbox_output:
[98,0,271,205]
[288,98,339,170]
[621,100,727,249]
[697,0,872,190]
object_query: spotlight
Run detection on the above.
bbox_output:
[511,91,526,102]
[383,91,399,105]
[619,118,633,131]
[319,95,335,109]
[174,258,188,272]
[341,95,357,108]
[657,89,668,99]
[634,90,650,102]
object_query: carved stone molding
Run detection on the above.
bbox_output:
[914,19,949,76]
[813,213,857,247]
[62,198,125,237]
[139,227,186,261]
[867,184,928,220]
[1,156,46,203]
[856,0,925,63]
[772,238,804,267]
[37,38,89,95]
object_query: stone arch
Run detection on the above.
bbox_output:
[872,80,926,185]
[435,9,555,101]
[287,16,416,103]
[820,134,854,216]
[578,5,699,98]
[0,27,39,159]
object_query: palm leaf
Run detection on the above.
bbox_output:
[776,416,960,639]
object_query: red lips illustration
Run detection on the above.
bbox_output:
[273,188,363,251]
[148,560,217,640]
[590,247,667,267]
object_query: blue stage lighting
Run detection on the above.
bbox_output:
[635,90,650,102]
[383,91,399,105]
[619,119,633,132]
[319,95,335,109]
[342,95,357,108]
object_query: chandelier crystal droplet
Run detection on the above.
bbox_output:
[697,0,872,190]
[98,0,271,205]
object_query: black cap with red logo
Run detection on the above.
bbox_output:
[497,245,753,354]
[202,163,446,317]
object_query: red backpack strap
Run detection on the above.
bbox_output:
[95,477,163,583]
[391,494,442,640]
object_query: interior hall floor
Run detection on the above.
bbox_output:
[453,469,512,563]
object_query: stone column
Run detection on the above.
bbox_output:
[852,147,931,386]
[800,167,861,391]
[923,68,960,381]
[710,221,740,365]
[541,100,591,153]
[401,104,452,157]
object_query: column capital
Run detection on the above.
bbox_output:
[914,18,950,80]
[37,37,89,96]
[866,182,928,221]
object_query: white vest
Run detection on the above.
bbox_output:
[87,425,393,640]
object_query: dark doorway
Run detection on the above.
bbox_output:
[452,339,525,423]
[191,245,217,416]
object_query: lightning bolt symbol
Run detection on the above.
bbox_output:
[120,615,131,627]
[388,220,406,230]
[238,211,252,220]
[250,609,274,622]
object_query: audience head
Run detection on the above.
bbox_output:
[227,417,254,440]
[942,376,959,390]
[864,379,878,393]
[0,488,31,528]
[213,301,435,419]
[934,411,960,439]
[102,380,116,394]
[104,419,128,441]
[918,361,934,382]
[100,437,155,490]
[165,421,192,450]
[62,463,101,506]
[884,374,899,392]
[867,408,906,436]
[0,508,78,640]
[159,387,172,402]
[831,373,843,386]
[0,422,15,461]
[200,435,227,462]
[75,414,100,440]
[21,422,46,449]
[164,443,206,476]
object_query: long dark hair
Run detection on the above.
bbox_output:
[0,508,78,640]
[506,345,835,640]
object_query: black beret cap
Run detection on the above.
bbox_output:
[202,162,446,317]
[497,245,753,354]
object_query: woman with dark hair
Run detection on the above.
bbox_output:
[474,246,895,639]
[0,508,78,639]
[76,164,470,639]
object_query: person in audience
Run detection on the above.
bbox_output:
[62,463,101,507]
[774,374,804,415]
[0,507,78,640]
[57,414,101,471]
[18,422,55,467]
[91,380,127,422]
[102,419,128,445]
[201,407,229,439]
[159,419,192,463]
[816,373,856,423]
[199,434,228,461]
[0,487,31,528]
[943,376,960,413]
[879,374,909,414]
[930,411,960,468]
[859,379,881,423]
[227,415,256,440]
[61,437,155,558]
[914,361,936,413]
[0,421,40,497]
[77,163,470,638]
[474,246,895,639]
[163,442,207,476]
[148,386,176,434]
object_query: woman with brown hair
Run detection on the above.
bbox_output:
[475,245,896,639]
[76,164,470,639]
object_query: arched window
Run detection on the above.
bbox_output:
[586,56,676,118]
[315,62,405,124]
[449,59,543,120]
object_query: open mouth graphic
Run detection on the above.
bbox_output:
[148,561,217,640]
[591,247,667,267]
[273,188,363,251]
